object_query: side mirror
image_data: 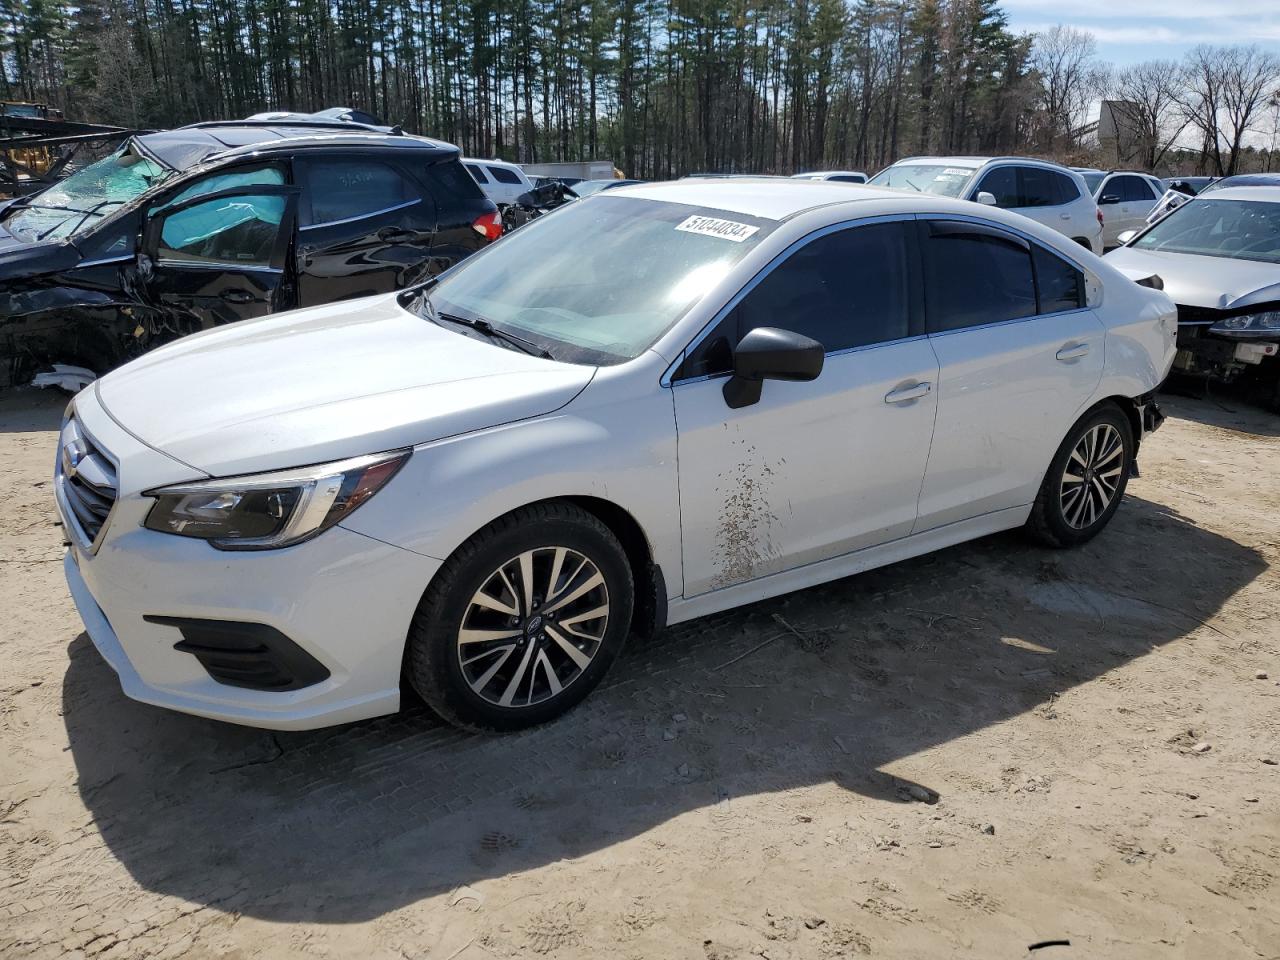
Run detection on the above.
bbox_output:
[975,191,998,206]
[1100,193,1121,205]
[1116,229,1138,245]
[723,327,824,409]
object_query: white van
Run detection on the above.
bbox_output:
[462,158,536,207]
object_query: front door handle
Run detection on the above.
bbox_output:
[220,289,257,305]
[1056,342,1090,361]
[884,381,932,404]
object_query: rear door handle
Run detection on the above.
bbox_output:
[1059,212,1072,220]
[220,289,257,304]
[884,381,932,404]
[1056,342,1090,361]
[377,227,418,243]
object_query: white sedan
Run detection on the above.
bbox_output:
[55,179,1176,731]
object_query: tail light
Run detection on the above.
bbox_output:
[472,210,503,242]
[1096,207,1105,226]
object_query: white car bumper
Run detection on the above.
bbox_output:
[56,393,440,731]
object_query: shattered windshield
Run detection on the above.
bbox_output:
[3,141,171,243]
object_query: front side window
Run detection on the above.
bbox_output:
[3,140,170,242]
[679,221,912,379]
[164,164,285,208]
[922,222,1037,332]
[157,193,286,266]
[977,167,1019,206]
[1120,176,1154,202]
[487,166,523,185]
[423,196,777,365]
[298,160,414,226]
[868,163,977,198]
[1132,198,1280,263]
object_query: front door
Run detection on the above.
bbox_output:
[142,184,299,330]
[671,219,939,596]
[294,156,437,305]
[913,219,1105,531]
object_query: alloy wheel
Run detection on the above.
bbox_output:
[1060,422,1125,530]
[457,547,610,708]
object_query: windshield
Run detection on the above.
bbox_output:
[4,141,170,243]
[868,163,976,197]
[423,196,777,364]
[1079,172,1105,194]
[1133,198,1280,264]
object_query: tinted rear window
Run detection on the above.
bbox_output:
[425,160,487,202]
[487,165,523,185]
[1033,246,1085,314]
[922,223,1036,331]
[299,160,414,226]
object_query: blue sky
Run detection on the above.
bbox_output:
[1001,0,1280,65]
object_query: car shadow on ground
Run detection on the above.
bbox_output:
[61,492,1265,923]
[1159,386,1280,438]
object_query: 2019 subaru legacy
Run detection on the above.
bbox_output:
[56,179,1175,731]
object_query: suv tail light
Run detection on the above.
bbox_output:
[1096,207,1105,226]
[472,210,503,242]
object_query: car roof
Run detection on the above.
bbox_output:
[610,177,929,220]
[889,156,1078,172]
[1212,174,1280,188]
[463,157,522,169]
[135,123,456,171]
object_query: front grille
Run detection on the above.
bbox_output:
[57,416,118,548]
[1176,304,1223,325]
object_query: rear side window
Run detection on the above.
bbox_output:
[1032,246,1085,314]
[1018,167,1061,207]
[487,165,523,185]
[298,160,415,226]
[680,221,912,378]
[424,160,486,202]
[830,174,865,183]
[921,221,1037,332]
[465,163,489,183]
[1053,172,1079,203]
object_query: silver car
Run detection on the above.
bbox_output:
[1106,186,1280,403]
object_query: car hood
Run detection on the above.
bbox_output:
[1105,246,1280,311]
[94,293,596,477]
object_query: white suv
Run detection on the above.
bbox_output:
[462,157,536,207]
[1073,169,1166,248]
[869,157,1104,253]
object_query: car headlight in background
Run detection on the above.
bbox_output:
[144,450,410,550]
[1210,310,1280,336]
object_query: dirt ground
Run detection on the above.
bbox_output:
[1,387,1278,960]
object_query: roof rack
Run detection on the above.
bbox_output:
[180,118,401,136]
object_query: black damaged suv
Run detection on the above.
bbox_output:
[0,118,502,386]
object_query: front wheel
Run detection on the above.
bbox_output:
[405,502,634,731]
[1026,404,1134,547]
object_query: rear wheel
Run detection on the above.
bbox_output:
[1027,404,1133,547]
[406,502,633,731]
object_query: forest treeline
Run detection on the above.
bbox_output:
[2,0,1278,179]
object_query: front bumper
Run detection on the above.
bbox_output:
[57,392,441,731]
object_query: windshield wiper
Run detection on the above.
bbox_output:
[436,311,555,360]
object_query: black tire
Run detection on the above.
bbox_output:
[406,502,634,732]
[1026,403,1134,548]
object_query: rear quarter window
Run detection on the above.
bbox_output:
[487,166,523,185]
[425,160,487,203]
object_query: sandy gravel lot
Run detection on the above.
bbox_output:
[1,387,1278,960]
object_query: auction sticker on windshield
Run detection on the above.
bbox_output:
[675,215,761,242]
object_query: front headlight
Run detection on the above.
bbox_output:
[144,450,410,550]
[1210,310,1280,335]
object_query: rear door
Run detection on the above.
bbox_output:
[294,155,437,305]
[141,184,299,330]
[913,219,1104,531]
